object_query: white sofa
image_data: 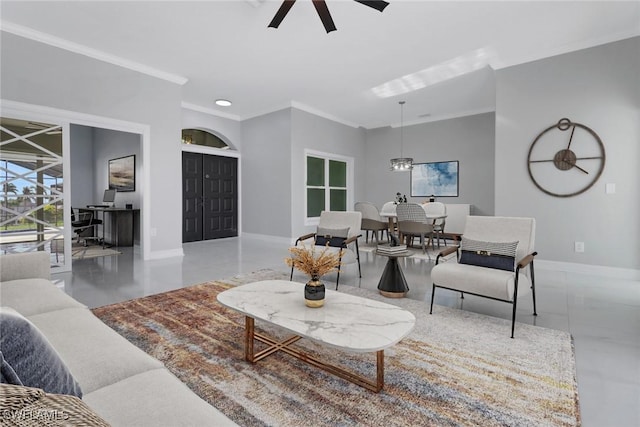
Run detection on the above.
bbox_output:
[0,251,237,427]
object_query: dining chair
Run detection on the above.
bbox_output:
[422,202,447,248]
[396,203,434,254]
[380,201,398,233]
[354,202,388,244]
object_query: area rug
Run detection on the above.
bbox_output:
[92,269,580,427]
[72,244,121,260]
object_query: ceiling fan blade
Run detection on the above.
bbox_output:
[312,0,337,33]
[353,0,389,12]
[268,0,297,28]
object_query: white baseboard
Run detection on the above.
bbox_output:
[145,248,184,260]
[241,232,295,245]
[537,259,640,280]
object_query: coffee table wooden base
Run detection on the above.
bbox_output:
[244,317,384,392]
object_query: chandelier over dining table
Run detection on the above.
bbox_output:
[390,101,413,171]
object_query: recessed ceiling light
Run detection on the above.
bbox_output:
[215,99,232,107]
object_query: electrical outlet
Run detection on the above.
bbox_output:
[574,241,585,253]
[150,228,157,237]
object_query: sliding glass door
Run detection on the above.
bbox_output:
[0,118,67,270]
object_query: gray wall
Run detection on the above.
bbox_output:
[291,108,367,238]
[70,126,141,210]
[240,107,367,240]
[495,36,640,270]
[1,32,183,256]
[69,125,94,208]
[364,112,496,215]
[92,128,141,209]
[241,109,292,238]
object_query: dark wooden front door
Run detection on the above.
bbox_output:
[182,152,237,243]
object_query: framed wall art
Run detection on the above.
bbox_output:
[411,160,459,197]
[108,155,136,192]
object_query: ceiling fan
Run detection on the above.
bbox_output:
[268,0,389,33]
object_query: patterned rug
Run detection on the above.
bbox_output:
[92,269,580,427]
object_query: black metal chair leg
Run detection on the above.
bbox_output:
[530,261,538,316]
[355,241,362,278]
[511,276,520,339]
[429,285,436,314]
[510,299,518,339]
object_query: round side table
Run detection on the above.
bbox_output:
[375,250,410,298]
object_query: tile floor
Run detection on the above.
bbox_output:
[52,236,639,427]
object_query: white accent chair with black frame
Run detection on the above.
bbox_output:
[290,211,363,290]
[430,216,538,338]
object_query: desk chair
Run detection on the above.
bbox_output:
[71,209,100,247]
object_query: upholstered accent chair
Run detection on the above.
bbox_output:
[396,203,434,253]
[290,211,362,289]
[354,202,388,244]
[430,216,538,338]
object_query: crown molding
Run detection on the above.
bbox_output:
[181,102,241,121]
[1,20,188,85]
[240,101,361,128]
[492,29,640,70]
[290,101,361,129]
[386,107,495,129]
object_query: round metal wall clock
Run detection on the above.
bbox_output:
[527,118,606,197]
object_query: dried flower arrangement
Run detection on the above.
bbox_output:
[285,243,342,279]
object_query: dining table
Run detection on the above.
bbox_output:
[379,202,447,251]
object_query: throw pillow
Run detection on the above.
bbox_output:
[1,349,22,385]
[459,238,519,272]
[315,227,349,247]
[0,307,83,398]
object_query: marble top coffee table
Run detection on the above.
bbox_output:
[217,279,416,392]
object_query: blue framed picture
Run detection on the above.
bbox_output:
[411,161,459,197]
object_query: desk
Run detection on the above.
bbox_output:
[82,207,139,247]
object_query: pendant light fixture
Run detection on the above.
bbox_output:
[390,101,413,171]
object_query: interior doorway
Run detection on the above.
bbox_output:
[182,152,238,242]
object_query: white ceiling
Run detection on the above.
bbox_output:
[1,1,639,129]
